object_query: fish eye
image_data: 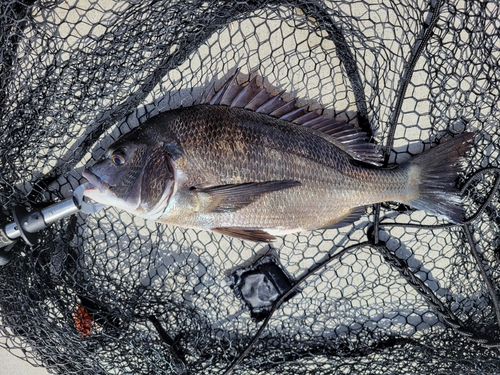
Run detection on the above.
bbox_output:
[111,150,126,166]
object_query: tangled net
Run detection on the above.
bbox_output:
[1,0,500,373]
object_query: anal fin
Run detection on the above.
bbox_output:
[212,227,275,242]
[319,206,366,230]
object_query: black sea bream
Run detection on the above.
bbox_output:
[83,74,472,241]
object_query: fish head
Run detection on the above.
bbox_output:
[82,131,176,217]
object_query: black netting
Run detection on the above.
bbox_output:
[1,0,500,374]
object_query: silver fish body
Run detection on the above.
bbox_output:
[83,75,472,241]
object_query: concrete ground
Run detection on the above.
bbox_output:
[0,348,49,375]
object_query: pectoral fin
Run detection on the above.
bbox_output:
[194,180,301,213]
[212,227,276,242]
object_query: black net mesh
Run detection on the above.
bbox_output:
[1,0,500,373]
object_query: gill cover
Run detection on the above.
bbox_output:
[139,143,176,212]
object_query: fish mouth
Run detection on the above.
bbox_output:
[82,169,111,192]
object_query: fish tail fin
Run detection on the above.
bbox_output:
[402,133,473,224]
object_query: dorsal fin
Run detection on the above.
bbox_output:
[201,72,382,166]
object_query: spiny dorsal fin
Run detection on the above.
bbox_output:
[201,72,382,166]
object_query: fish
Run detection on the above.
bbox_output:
[82,73,473,242]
